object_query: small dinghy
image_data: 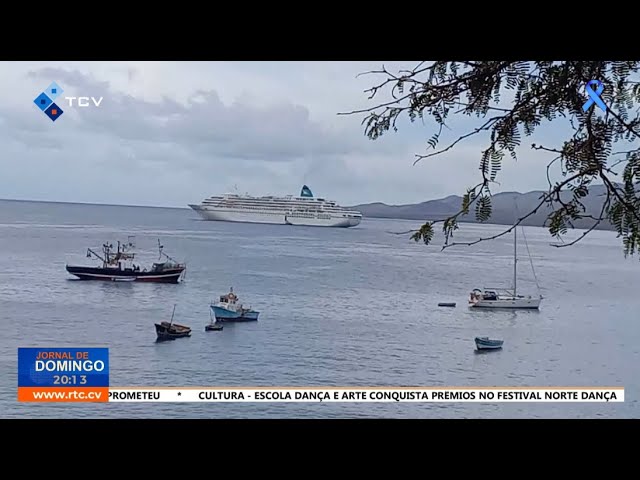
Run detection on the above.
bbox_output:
[155,321,191,341]
[438,302,456,307]
[205,306,224,331]
[475,336,503,350]
[155,304,191,341]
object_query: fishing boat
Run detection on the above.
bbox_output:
[66,237,186,283]
[474,337,504,350]
[210,287,260,322]
[155,305,191,341]
[468,226,543,309]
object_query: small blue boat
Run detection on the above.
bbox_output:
[474,337,504,350]
[211,287,260,322]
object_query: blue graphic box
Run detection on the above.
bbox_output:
[18,348,109,387]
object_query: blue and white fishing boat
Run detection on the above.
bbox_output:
[210,287,260,322]
[474,337,504,350]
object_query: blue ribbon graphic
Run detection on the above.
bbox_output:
[583,80,606,112]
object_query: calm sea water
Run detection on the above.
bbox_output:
[1,199,638,418]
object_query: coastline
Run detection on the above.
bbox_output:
[0,197,616,232]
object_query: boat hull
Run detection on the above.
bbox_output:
[211,305,259,322]
[476,345,503,350]
[475,338,504,350]
[155,322,191,341]
[189,205,361,228]
[469,297,542,309]
[66,265,185,283]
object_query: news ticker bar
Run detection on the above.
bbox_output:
[13,349,625,404]
[17,387,624,403]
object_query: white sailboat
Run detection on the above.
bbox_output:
[468,226,543,309]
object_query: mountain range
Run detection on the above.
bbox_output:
[349,184,615,230]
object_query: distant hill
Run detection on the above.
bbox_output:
[350,184,615,230]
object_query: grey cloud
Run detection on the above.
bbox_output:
[26,67,376,163]
[1,62,559,208]
[3,107,55,135]
[10,130,65,150]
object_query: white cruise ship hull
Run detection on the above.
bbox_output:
[189,205,361,228]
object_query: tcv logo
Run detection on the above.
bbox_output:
[33,81,104,122]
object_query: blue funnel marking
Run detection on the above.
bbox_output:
[300,185,313,197]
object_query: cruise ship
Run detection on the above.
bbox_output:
[188,185,362,228]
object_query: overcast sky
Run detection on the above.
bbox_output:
[0,61,566,208]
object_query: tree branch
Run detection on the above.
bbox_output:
[551,191,611,247]
[348,61,640,256]
[413,116,502,165]
[600,171,640,223]
[439,170,596,250]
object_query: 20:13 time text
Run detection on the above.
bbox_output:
[53,375,87,385]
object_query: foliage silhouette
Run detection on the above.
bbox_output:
[342,61,640,257]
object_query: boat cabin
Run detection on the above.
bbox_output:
[470,289,498,302]
[151,262,170,272]
[220,289,238,304]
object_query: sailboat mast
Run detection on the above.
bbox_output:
[513,227,517,296]
[170,304,176,326]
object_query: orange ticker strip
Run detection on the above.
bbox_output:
[18,387,109,403]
